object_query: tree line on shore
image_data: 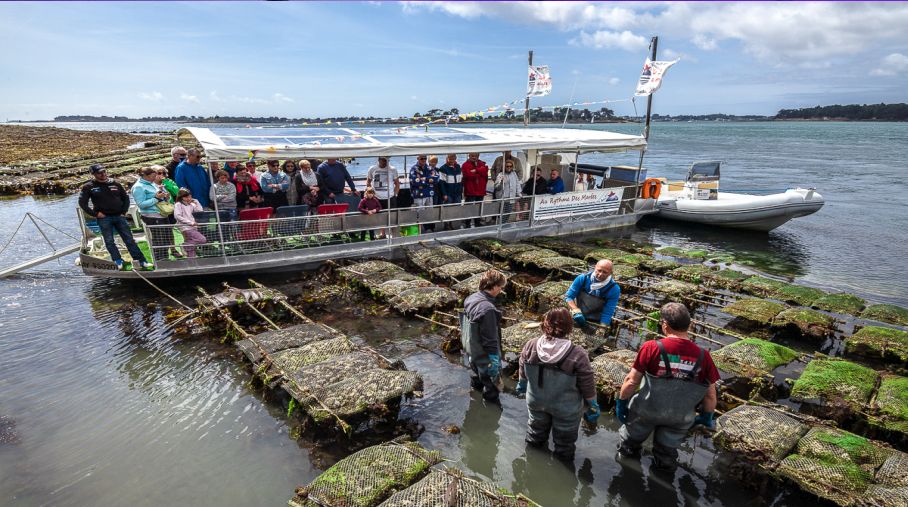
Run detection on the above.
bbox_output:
[40,102,908,123]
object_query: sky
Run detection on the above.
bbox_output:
[1,1,907,120]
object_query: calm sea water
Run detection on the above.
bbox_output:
[0,121,905,506]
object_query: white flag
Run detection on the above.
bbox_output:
[634,58,679,96]
[527,65,552,97]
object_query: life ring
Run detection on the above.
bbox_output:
[641,178,662,199]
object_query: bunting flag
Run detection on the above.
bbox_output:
[527,65,552,97]
[634,58,679,97]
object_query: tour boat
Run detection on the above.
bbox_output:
[653,161,825,232]
[76,126,658,278]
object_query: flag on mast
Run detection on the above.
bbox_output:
[634,58,679,96]
[527,65,552,97]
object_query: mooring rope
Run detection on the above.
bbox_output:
[132,268,195,313]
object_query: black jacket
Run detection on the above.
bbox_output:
[463,291,502,356]
[79,179,130,217]
[522,176,547,197]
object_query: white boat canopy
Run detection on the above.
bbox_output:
[179,126,646,161]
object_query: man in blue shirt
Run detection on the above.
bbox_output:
[259,159,290,210]
[316,158,358,202]
[565,259,620,328]
[175,148,212,208]
[547,168,565,194]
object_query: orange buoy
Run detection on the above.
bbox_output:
[641,178,662,199]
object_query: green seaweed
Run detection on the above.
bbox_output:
[874,376,908,433]
[790,359,879,408]
[668,264,715,284]
[583,248,631,263]
[656,246,708,259]
[861,304,908,327]
[846,326,908,363]
[773,308,836,338]
[702,269,750,289]
[638,258,681,274]
[706,254,736,264]
[723,299,787,325]
[612,253,651,268]
[740,275,790,297]
[776,285,827,307]
[612,264,639,280]
[812,293,866,315]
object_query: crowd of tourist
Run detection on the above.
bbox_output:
[79,146,599,269]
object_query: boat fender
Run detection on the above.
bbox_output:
[641,178,662,199]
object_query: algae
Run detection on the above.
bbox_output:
[668,264,716,284]
[612,253,651,268]
[846,326,908,363]
[587,238,656,254]
[873,376,908,434]
[776,285,828,307]
[706,254,736,265]
[740,276,790,297]
[612,264,639,280]
[649,279,699,297]
[773,308,836,338]
[790,359,879,409]
[524,237,594,259]
[723,299,787,325]
[656,246,708,260]
[712,338,798,376]
[528,281,573,313]
[583,248,631,264]
[702,269,750,290]
[638,258,681,274]
[812,293,866,315]
[861,304,908,327]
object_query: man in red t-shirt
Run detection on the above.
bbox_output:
[615,302,719,470]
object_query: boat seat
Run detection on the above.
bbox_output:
[333,194,361,213]
[275,205,310,218]
[237,208,274,244]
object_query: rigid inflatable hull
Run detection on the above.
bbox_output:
[656,189,824,232]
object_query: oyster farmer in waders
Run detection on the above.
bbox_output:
[516,308,600,462]
[461,269,508,403]
[616,302,719,471]
[565,259,620,330]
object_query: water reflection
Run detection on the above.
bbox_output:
[460,391,503,480]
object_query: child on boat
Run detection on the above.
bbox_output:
[357,187,382,241]
[174,188,208,258]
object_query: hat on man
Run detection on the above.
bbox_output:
[90,164,106,174]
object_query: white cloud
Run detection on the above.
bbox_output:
[179,93,199,104]
[871,53,908,76]
[571,30,647,52]
[231,95,269,105]
[272,93,295,103]
[691,34,716,51]
[209,90,224,102]
[138,91,164,102]
[608,77,620,86]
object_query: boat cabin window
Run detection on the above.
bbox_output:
[687,161,721,182]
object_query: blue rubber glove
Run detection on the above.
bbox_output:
[693,412,714,429]
[584,399,601,424]
[487,354,500,380]
[572,311,586,327]
[516,378,528,397]
[615,398,629,424]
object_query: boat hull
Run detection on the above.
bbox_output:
[655,189,824,232]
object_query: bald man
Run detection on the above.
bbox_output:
[565,259,621,328]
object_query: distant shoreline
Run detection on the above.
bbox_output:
[6,117,907,124]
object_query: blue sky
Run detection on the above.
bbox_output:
[2,1,907,120]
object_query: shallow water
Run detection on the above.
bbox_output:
[1,122,906,505]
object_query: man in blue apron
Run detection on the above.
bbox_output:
[615,303,719,471]
[461,269,508,403]
[565,259,620,329]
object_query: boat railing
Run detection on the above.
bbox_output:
[133,185,640,268]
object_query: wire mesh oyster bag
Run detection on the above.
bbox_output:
[714,405,809,462]
[380,468,539,507]
[527,281,572,313]
[591,354,630,396]
[291,368,424,423]
[339,260,423,286]
[711,338,798,378]
[430,258,492,281]
[236,322,342,363]
[387,286,458,314]
[501,320,606,355]
[405,244,475,270]
[289,441,442,507]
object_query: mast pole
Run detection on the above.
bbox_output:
[524,50,533,127]
[638,36,658,171]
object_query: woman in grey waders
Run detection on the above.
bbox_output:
[461,269,508,403]
[516,308,600,462]
[615,302,719,471]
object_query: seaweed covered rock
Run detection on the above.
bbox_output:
[381,468,540,507]
[406,244,474,270]
[649,279,699,298]
[289,440,442,507]
[812,293,867,316]
[740,276,790,298]
[612,264,639,281]
[846,326,908,363]
[527,281,572,313]
[501,320,605,355]
[712,338,798,377]
[591,354,630,396]
[714,404,809,462]
[583,247,631,264]
[668,264,716,284]
[701,269,751,290]
[790,359,879,412]
[524,236,594,259]
[777,427,894,507]
[587,237,656,254]
[656,246,708,260]
[612,253,650,268]
[638,258,681,274]
[772,308,836,339]
[775,285,828,307]
[723,299,787,326]
[871,376,908,435]
[861,304,908,327]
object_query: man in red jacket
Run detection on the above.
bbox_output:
[461,152,488,228]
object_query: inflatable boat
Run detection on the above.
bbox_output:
[653,161,825,232]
